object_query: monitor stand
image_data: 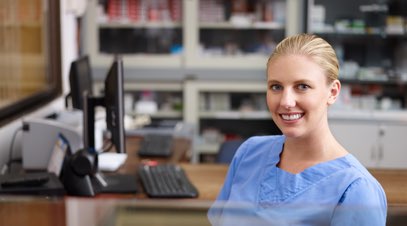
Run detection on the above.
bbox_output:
[91,171,138,194]
[62,149,138,196]
[81,94,138,195]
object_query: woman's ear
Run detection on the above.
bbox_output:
[327,80,341,105]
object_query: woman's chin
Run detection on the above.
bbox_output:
[281,129,304,138]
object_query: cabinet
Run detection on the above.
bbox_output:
[83,0,303,69]
[184,0,287,69]
[329,112,407,169]
[84,0,183,68]
[94,80,183,122]
[183,80,281,162]
[93,79,407,166]
[307,0,407,111]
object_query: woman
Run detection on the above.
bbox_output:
[208,34,387,225]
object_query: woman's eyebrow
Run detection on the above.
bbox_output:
[267,79,281,84]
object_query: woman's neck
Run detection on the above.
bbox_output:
[278,129,348,174]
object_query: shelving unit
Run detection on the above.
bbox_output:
[84,0,303,70]
[183,80,281,162]
[183,0,287,69]
[84,0,184,68]
[94,80,184,120]
[307,0,407,169]
[307,0,407,112]
[83,0,407,166]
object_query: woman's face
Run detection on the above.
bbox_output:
[266,54,339,139]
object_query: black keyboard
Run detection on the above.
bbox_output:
[138,164,199,198]
[138,134,173,157]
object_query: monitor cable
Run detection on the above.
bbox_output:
[1,125,23,175]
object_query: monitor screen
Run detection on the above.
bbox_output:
[68,56,93,110]
[104,56,126,153]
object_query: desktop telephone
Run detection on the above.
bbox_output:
[138,133,174,157]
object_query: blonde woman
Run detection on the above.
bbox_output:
[208,34,387,225]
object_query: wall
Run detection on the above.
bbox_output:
[0,0,79,169]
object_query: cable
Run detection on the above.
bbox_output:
[101,139,114,153]
[3,126,23,174]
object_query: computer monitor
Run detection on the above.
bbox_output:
[104,56,126,153]
[66,55,93,110]
[83,55,126,154]
[63,56,137,196]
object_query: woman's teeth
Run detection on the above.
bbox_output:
[281,113,303,120]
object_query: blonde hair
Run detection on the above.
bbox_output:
[267,33,339,84]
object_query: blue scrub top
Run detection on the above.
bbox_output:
[208,135,387,226]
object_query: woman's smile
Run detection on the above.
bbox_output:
[280,113,304,121]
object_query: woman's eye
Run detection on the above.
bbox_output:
[269,84,282,91]
[297,84,310,91]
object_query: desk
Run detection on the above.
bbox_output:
[2,136,407,226]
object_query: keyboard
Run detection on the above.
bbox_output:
[138,133,173,157]
[138,164,199,198]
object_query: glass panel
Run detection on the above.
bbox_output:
[0,0,49,109]
[97,0,183,55]
[198,0,286,57]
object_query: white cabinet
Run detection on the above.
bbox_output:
[330,116,407,169]
[183,80,281,162]
[379,124,407,168]
[329,120,379,168]
[94,80,184,120]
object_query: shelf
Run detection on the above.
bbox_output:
[128,111,182,119]
[84,0,299,70]
[199,21,284,30]
[340,78,407,85]
[313,30,407,38]
[329,109,407,124]
[123,81,183,91]
[99,21,182,29]
[199,110,270,119]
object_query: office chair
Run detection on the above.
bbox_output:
[215,139,245,164]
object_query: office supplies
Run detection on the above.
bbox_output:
[22,118,83,170]
[47,133,70,177]
[0,172,65,196]
[138,163,199,198]
[138,133,173,157]
[98,153,127,172]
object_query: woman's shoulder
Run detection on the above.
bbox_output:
[234,135,285,161]
[245,135,285,145]
[340,155,386,198]
[342,154,379,181]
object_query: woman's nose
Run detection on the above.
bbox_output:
[280,90,296,109]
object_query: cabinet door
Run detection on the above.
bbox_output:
[329,120,379,168]
[379,124,407,169]
[184,0,290,69]
[84,0,183,68]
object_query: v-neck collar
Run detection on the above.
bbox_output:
[258,137,351,206]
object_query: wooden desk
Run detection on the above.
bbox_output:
[2,136,407,226]
[369,169,407,205]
